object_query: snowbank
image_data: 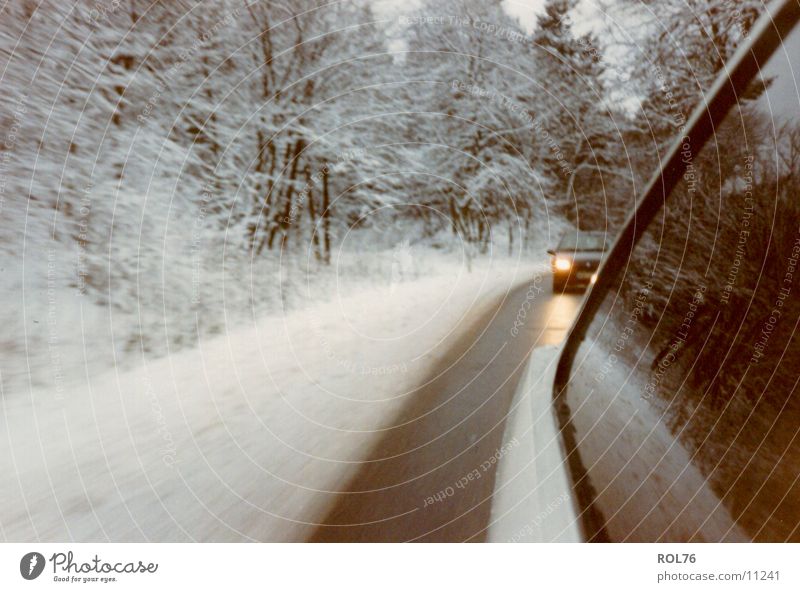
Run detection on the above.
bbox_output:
[0,256,540,541]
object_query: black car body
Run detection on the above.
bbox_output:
[547,231,606,291]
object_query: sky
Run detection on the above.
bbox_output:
[371,0,546,29]
[372,0,605,35]
[503,0,548,30]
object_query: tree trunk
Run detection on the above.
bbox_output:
[306,166,322,261]
[260,138,304,254]
[322,167,331,264]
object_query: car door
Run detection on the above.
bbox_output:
[554,0,800,542]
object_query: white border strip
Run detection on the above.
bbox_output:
[487,345,581,542]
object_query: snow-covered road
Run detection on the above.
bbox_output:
[1,258,581,542]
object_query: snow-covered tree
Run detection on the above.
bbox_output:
[530,0,634,229]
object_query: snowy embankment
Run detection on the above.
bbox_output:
[1,255,541,542]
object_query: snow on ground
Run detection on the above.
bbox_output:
[0,255,542,542]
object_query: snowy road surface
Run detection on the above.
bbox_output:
[1,261,581,542]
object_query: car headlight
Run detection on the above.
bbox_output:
[554,257,572,271]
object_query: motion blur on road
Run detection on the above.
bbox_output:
[0,261,582,542]
[311,277,581,542]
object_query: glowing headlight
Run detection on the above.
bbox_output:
[590,272,598,284]
[554,257,572,271]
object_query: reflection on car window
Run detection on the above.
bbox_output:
[563,23,800,542]
[558,232,607,251]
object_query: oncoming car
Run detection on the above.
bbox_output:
[547,230,606,292]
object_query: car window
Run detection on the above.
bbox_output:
[558,232,607,251]
[558,17,800,542]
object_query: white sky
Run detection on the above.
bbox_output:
[372,0,604,35]
[371,0,546,29]
[503,0,548,30]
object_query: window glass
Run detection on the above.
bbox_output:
[558,231,607,251]
[562,22,800,542]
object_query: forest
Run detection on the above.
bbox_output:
[0,0,762,391]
